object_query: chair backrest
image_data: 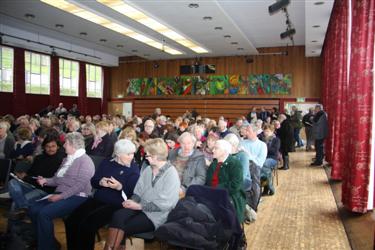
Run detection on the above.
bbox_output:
[0,158,12,192]
[88,155,106,171]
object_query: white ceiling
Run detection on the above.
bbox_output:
[0,0,334,64]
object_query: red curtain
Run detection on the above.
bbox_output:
[322,0,349,180]
[78,61,87,116]
[101,66,110,115]
[12,47,26,116]
[342,0,375,213]
[49,56,60,107]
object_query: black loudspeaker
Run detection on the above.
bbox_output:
[268,0,290,14]
[280,28,296,39]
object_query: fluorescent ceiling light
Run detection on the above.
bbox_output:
[40,0,183,55]
[97,0,209,54]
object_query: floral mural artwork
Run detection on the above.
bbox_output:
[156,77,178,95]
[126,78,142,96]
[194,76,208,95]
[208,75,229,95]
[141,78,156,96]
[126,74,292,96]
[179,76,195,95]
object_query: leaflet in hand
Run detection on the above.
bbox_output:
[36,194,52,202]
[9,173,36,189]
[121,190,127,201]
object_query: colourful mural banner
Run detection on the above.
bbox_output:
[126,74,292,96]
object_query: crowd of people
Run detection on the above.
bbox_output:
[0,103,328,250]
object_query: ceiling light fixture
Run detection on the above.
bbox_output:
[231,42,239,45]
[314,2,325,5]
[268,0,290,15]
[311,40,318,43]
[224,35,231,38]
[116,44,124,48]
[24,13,35,19]
[41,0,184,55]
[143,54,150,57]
[100,38,107,42]
[313,25,321,28]
[79,32,87,36]
[237,48,244,51]
[214,27,223,30]
[203,16,213,21]
[132,49,138,53]
[188,3,199,8]
[55,24,64,28]
[96,0,207,54]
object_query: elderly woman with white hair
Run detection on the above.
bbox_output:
[29,132,95,250]
[168,132,206,195]
[0,120,15,159]
[223,133,251,192]
[65,139,140,250]
[206,139,246,223]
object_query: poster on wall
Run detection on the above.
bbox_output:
[126,74,292,96]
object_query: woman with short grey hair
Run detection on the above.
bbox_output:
[65,139,140,250]
[0,120,15,159]
[224,134,251,191]
[104,138,180,250]
[29,132,95,250]
[206,139,246,223]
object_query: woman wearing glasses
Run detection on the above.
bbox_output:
[104,138,180,250]
[65,139,140,250]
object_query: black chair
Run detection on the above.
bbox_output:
[88,155,106,171]
[0,158,12,194]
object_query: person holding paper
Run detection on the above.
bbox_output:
[65,139,140,250]
[104,138,180,250]
[28,132,95,250]
[7,134,65,220]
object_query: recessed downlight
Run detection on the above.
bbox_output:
[311,40,318,43]
[224,35,231,38]
[55,24,64,28]
[231,42,239,45]
[312,25,321,28]
[314,2,324,5]
[188,3,199,8]
[100,39,107,42]
[116,44,124,48]
[24,13,35,19]
[203,16,213,21]
[79,32,87,36]
[214,27,223,30]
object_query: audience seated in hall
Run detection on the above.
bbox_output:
[0,120,15,159]
[65,139,140,250]
[8,134,65,220]
[86,121,115,158]
[29,132,95,250]
[10,127,34,163]
[104,138,180,250]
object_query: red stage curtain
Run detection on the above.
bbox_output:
[322,0,349,180]
[101,66,110,115]
[78,61,87,116]
[342,0,375,213]
[12,47,26,116]
[49,56,59,107]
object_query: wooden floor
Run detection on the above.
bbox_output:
[0,149,372,249]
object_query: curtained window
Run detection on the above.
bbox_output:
[0,45,14,92]
[86,64,102,98]
[25,51,50,95]
[59,58,79,96]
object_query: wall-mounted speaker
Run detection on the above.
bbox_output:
[280,28,296,39]
[268,0,290,14]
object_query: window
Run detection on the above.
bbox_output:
[86,64,102,98]
[0,46,14,92]
[59,58,79,96]
[25,51,50,94]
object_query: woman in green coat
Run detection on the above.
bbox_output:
[206,139,246,223]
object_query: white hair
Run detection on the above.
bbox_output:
[114,139,136,156]
[223,133,240,152]
[178,132,197,144]
[216,139,232,155]
[65,132,85,149]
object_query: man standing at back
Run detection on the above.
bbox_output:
[311,104,328,166]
